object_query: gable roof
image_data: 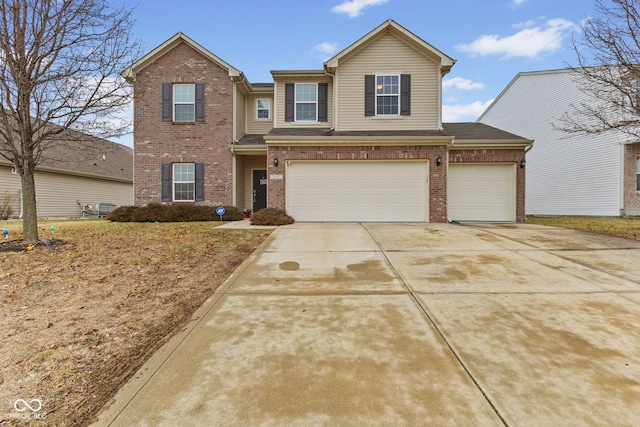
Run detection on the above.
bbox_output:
[324,19,456,75]
[122,32,244,83]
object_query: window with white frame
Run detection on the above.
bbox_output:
[376,75,399,115]
[173,163,195,201]
[296,83,317,121]
[257,99,270,119]
[174,84,195,122]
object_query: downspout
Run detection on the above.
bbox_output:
[324,69,336,130]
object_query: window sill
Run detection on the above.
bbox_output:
[371,115,404,120]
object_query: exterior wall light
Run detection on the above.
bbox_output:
[436,155,442,166]
[520,159,526,169]
[273,157,279,167]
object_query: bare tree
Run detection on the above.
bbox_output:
[0,0,140,243]
[558,0,640,139]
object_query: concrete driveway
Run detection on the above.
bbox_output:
[94,223,640,426]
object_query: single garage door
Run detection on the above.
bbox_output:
[447,163,516,221]
[286,161,428,222]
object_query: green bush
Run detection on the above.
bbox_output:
[105,204,245,222]
[250,208,295,226]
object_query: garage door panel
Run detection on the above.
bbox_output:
[287,161,428,222]
[448,164,515,222]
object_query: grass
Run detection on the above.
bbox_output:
[526,215,640,240]
[0,219,272,426]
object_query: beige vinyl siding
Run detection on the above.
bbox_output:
[242,156,267,210]
[274,77,333,128]
[28,170,131,218]
[336,32,440,131]
[0,165,22,218]
[246,94,273,134]
[235,92,246,141]
[235,156,246,209]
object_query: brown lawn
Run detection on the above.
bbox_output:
[0,220,272,426]
[526,215,640,240]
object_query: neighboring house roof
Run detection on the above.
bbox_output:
[0,131,133,182]
[324,19,456,76]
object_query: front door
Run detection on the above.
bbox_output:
[252,169,267,213]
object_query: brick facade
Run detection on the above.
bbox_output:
[133,43,234,206]
[267,145,449,222]
[624,143,640,215]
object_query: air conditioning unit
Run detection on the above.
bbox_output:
[97,203,117,217]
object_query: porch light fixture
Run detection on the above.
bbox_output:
[273,157,279,167]
[436,155,442,166]
[520,159,526,169]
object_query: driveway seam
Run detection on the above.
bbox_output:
[361,223,510,427]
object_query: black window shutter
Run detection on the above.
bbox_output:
[195,83,205,122]
[162,83,172,122]
[194,163,205,201]
[161,163,172,201]
[285,83,295,122]
[364,75,375,116]
[318,83,328,122]
[400,74,411,116]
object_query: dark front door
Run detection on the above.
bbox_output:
[252,169,267,213]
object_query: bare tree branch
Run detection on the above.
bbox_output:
[557,0,640,139]
[0,0,142,242]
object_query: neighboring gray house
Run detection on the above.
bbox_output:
[1,134,133,219]
[478,68,640,217]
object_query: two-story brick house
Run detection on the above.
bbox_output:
[124,20,532,222]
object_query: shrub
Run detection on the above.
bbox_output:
[220,205,245,222]
[0,191,18,220]
[105,203,246,223]
[250,208,295,226]
[105,205,136,222]
[130,203,171,222]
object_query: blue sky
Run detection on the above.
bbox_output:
[114,0,598,146]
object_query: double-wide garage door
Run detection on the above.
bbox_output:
[286,161,428,222]
[447,163,516,222]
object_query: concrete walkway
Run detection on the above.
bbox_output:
[93,223,640,426]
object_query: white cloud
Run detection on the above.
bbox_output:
[443,99,494,122]
[331,0,390,18]
[443,77,485,91]
[312,42,340,60]
[509,0,530,8]
[456,18,576,59]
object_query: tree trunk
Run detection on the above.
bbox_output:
[20,169,39,244]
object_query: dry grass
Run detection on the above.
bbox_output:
[526,216,640,240]
[0,220,272,426]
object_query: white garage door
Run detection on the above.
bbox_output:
[448,164,516,221]
[286,161,428,222]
